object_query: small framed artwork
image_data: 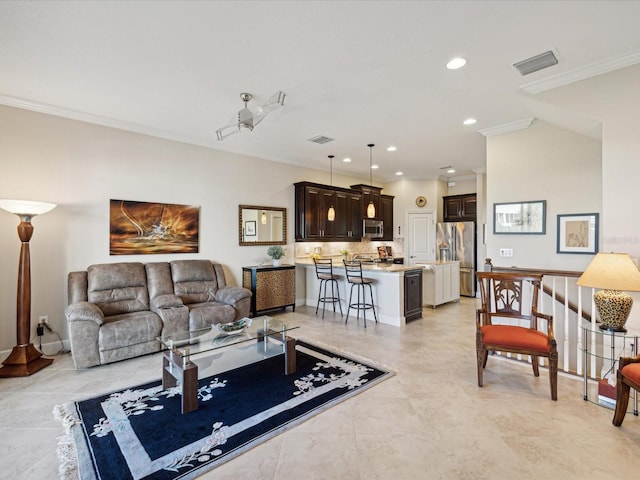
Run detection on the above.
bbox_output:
[557,213,598,254]
[493,200,546,235]
[244,220,256,236]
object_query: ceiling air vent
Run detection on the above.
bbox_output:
[308,135,334,144]
[513,50,558,76]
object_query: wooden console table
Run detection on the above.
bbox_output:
[243,264,296,316]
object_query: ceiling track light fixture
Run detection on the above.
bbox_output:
[367,144,376,219]
[327,155,336,222]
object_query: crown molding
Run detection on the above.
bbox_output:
[519,49,640,94]
[478,117,534,137]
[0,94,218,149]
[448,174,476,182]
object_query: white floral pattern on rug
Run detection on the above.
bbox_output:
[91,378,227,437]
[164,422,228,472]
[293,358,373,396]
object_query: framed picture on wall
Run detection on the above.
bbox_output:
[493,200,546,234]
[244,220,256,236]
[109,199,200,255]
[556,213,598,254]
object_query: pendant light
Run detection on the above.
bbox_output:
[327,155,336,221]
[367,144,376,218]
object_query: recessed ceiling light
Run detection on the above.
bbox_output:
[387,146,397,152]
[447,168,456,174]
[343,157,351,163]
[446,57,467,70]
[463,118,477,125]
[371,165,379,169]
[395,171,403,176]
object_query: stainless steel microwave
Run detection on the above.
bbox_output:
[363,219,384,238]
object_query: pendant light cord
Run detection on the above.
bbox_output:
[368,143,374,186]
[329,155,334,186]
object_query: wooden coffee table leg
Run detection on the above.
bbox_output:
[284,336,296,375]
[182,361,199,414]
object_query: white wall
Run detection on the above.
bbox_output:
[0,105,369,352]
[384,178,447,237]
[533,64,640,328]
[534,64,640,256]
[445,176,476,196]
[485,120,602,271]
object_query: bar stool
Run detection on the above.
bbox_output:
[343,260,378,328]
[313,258,343,318]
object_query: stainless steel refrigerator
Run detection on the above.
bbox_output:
[436,221,476,297]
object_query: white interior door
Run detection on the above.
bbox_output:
[406,212,435,265]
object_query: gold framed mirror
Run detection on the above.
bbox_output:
[238,205,287,246]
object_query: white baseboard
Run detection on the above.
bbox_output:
[0,339,71,358]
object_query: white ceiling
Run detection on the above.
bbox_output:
[2,1,640,182]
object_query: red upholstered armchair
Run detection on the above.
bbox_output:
[476,272,558,400]
[613,354,640,426]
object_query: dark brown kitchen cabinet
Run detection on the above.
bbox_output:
[334,190,362,239]
[295,181,393,242]
[350,184,382,220]
[443,193,476,222]
[404,269,423,322]
[296,184,335,240]
[381,194,394,241]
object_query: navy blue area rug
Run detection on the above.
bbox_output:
[54,340,392,480]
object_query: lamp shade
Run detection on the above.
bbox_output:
[0,199,56,216]
[327,206,335,221]
[576,253,640,291]
[367,201,376,218]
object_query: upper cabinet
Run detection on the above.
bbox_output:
[443,193,476,222]
[294,182,393,242]
[381,194,394,241]
[333,189,362,239]
[350,184,382,220]
[294,183,335,240]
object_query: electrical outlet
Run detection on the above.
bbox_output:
[39,315,48,325]
[499,248,513,257]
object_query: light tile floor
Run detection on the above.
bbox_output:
[2,298,640,479]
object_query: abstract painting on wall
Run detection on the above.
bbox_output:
[110,199,200,255]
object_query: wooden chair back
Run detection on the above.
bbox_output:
[475,271,557,400]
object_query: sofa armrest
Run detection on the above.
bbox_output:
[65,302,104,368]
[214,286,252,306]
[64,302,104,325]
[150,295,189,335]
[151,294,184,311]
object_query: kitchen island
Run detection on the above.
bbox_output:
[416,261,461,308]
[295,258,423,326]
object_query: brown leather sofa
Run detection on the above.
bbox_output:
[65,259,252,368]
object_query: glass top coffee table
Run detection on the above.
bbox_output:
[157,316,299,413]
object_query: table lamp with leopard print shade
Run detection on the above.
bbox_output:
[577,253,640,331]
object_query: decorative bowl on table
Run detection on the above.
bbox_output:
[215,317,252,336]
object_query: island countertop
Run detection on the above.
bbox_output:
[295,260,425,326]
[295,258,422,273]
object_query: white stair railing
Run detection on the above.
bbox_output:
[484,259,601,379]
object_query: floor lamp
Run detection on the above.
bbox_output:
[0,199,56,377]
